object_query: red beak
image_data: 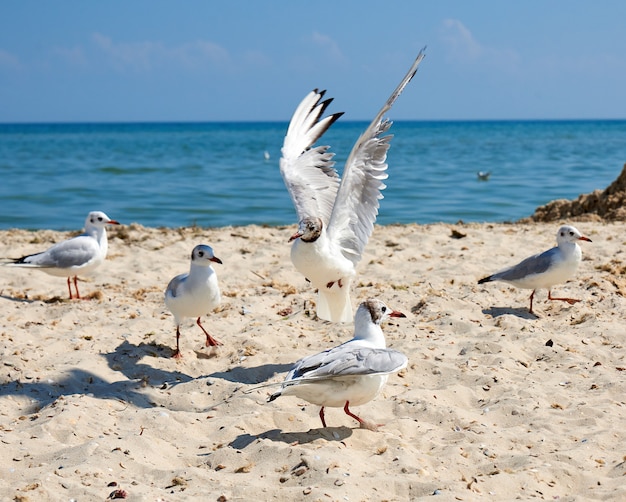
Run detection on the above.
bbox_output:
[389,309,406,318]
[579,236,592,242]
[288,231,302,243]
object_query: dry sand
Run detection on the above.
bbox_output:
[1,220,625,501]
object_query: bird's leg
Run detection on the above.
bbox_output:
[528,290,535,314]
[325,278,343,289]
[196,317,222,346]
[319,407,327,428]
[548,290,580,305]
[73,276,81,299]
[66,277,74,300]
[343,401,365,425]
[173,326,183,359]
[343,401,380,431]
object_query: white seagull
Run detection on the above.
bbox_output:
[478,225,592,314]
[280,49,426,323]
[164,244,222,359]
[267,298,407,430]
[6,210,120,299]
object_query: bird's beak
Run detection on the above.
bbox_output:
[108,220,120,225]
[288,231,302,243]
[579,236,592,242]
[211,256,223,265]
[389,310,406,318]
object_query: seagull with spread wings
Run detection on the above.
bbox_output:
[280,49,426,322]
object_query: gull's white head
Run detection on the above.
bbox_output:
[357,298,406,326]
[191,244,222,266]
[556,225,592,246]
[86,211,120,229]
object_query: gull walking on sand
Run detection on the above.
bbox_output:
[265,299,407,430]
[164,244,222,359]
[5,210,120,299]
[280,49,426,323]
[478,225,592,314]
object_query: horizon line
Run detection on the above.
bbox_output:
[1,117,625,126]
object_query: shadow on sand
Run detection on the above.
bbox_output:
[229,426,353,449]
[482,306,538,320]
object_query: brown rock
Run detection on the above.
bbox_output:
[524,162,626,222]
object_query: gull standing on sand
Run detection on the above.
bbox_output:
[266,299,407,430]
[5,210,120,299]
[164,244,222,359]
[478,225,592,314]
[280,49,426,323]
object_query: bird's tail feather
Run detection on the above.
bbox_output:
[317,287,353,323]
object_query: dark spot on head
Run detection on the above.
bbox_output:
[299,217,323,243]
[363,298,385,324]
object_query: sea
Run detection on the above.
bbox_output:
[0,120,624,231]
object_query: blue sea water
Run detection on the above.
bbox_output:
[0,120,624,231]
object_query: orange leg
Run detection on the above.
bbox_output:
[325,278,343,289]
[172,326,183,359]
[67,276,81,299]
[73,276,81,299]
[343,401,365,426]
[528,290,535,314]
[343,401,381,431]
[319,407,327,427]
[548,290,580,305]
[196,317,222,347]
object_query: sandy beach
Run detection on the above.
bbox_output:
[1,219,625,501]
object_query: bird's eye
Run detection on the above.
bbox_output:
[569,231,574,236]
[381,306,387,313]
[198,251,204,257]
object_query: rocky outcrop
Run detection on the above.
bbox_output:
[524,163,626,222]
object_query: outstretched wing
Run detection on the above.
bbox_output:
[279,89,344,226]
[327,49,426,265]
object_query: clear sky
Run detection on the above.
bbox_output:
[1,1,625,122]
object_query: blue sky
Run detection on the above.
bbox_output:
[1,1,625,122]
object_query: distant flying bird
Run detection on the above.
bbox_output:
[5,210,120,299]
[280,49,426,322]
[265,299,407,430]
[478,225,592,314]
[164,244,222,359]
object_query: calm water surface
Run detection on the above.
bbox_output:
[0,120,624,230]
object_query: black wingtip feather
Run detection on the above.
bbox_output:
[306,110,344,148]
[477,276,493,284]
[12,253,37,264]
